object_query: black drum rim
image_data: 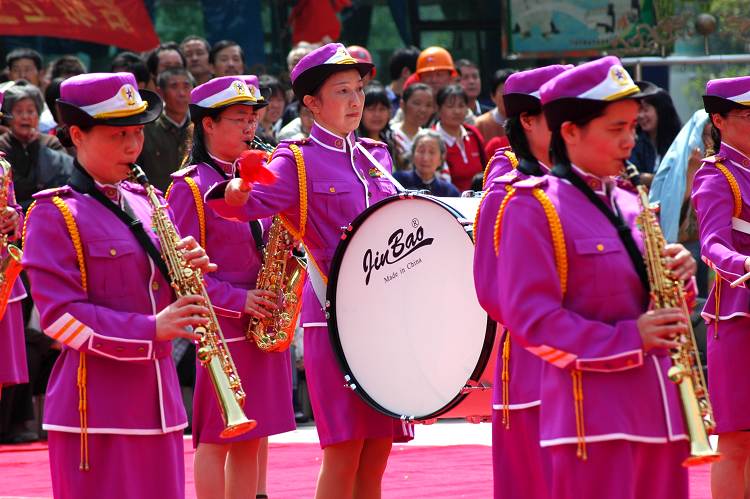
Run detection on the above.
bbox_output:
[325,192,497,422]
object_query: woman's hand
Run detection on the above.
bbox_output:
[0,207,19,237]
[244,289,278,319]
[663,243,696,282]
[637,308,686,351]
[226,178,252,207]
[155,295,208,342]
[176,236,217,273]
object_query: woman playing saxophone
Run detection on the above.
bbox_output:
[166,74,295,499]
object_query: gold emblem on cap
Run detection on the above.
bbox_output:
[610,66,631,87]
[233,81,246,95]
[121,85,137,106]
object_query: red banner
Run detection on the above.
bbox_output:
[0,0,159,52]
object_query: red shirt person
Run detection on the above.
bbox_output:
[434,84,486,192]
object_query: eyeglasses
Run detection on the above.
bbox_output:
[222,117,256,129]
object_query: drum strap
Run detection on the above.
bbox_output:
[307,255,327,310]
[356,144,405,193]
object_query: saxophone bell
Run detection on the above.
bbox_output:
[632,165,721,466]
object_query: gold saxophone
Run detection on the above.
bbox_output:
[627,163,720,466]
[0,157,22,320]
[245,137,307,352]
[129,163,256,438]
[248,215,306,352]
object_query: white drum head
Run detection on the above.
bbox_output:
[327,194,491,420]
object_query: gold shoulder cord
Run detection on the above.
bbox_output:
[472,189,491,243]
[27,197,90,470]
[183,177,207,250]
[492,186,578,457]
[505,150,519,169]
[711,161,743,341]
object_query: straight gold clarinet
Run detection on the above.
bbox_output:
[129,163,256,438]
[626,163,720,467]
[0,157,22,320]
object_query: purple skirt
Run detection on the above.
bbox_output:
[304,326,396,448]
[192,335,295,446]
[707,315,750,433]
[545,440,688,499]
[0,301,27,385]
[48,430,184,499]
[492,407,549,499]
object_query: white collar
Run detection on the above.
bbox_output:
[207,151,235,176]
[491,107,505,125]
[436,122,468,148]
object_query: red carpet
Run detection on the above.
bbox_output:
[0,440,711,498]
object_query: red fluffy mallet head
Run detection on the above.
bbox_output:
[237,149,276,187]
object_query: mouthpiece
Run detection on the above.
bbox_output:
[128,163,151,187]
[624,161,642,187]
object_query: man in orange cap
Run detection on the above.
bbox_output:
[416,46,458,96]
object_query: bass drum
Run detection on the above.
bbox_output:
[326,192,496,422]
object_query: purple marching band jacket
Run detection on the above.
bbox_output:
[475,154,551,426]
[693,142,750,329]
[479,168,688,458]
[21,182,187,467]
[482,146,518,188]
[167,159,264,336]
[205,122,398,327]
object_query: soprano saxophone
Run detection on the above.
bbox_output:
[0,157,22,320]
[129,163,256,438]
[627,163,720,466]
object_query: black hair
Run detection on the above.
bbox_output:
[388,46,420,81]
[45,77,65,123]
[504,111,541,163]
[50,55,86,80]
[209,40,245,65]
[358,85,392,137]
[156,67,195,90]
[402,82,432,104]
[111,52,150,88]
[436,84,469,109]
[180,35,210,52]
[146,42,186,77]
[709,112,726,148]
[6,48,42,71]
[258,74,286,101]
[363,84,391,109]
[641,89,682,157]
[549,106,608,168]
[455,59,478,76]
[490,69,516,96]
[188,108,225,169]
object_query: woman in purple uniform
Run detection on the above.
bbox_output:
[167,74,295,498]
[480,57,696,499]
[22,72,214,499]
[692,76,750,499]
[206,43,409,499]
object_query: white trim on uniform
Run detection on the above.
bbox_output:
[42,422,188,435]
[540,432,689,448]
[492,400,541,411]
